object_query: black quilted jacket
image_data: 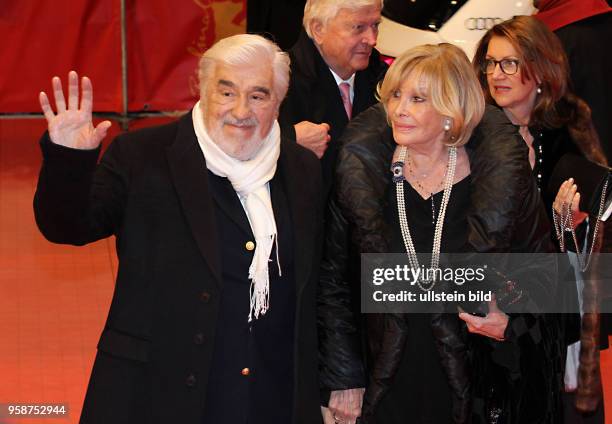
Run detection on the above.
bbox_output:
[318,104,563,423]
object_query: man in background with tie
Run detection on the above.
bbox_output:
[279,0,387,195]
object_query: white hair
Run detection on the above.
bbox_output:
[198,34,290,102]
[303,0,383,38]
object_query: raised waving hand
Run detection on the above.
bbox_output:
[39,70,111,149]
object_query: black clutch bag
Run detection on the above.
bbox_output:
[547,154,612,218]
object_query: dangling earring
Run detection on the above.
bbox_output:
[443,118,451,132]
[536,86,542,94]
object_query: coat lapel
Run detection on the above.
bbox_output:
[166,113,223,286]
[310,40,349,128]
[207,173,253,237]
[353,48,386,117]
[319,68,349,129]
[352,71,371,117]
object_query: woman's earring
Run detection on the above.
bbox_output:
[536,86,542,94]
[443,119,451,132]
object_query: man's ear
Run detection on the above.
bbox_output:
[311,20,326,45]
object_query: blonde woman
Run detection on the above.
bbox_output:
[318,43,560,423]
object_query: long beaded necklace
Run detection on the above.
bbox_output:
[391,146,457,291]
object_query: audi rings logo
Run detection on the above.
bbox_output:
[464,17,503,30]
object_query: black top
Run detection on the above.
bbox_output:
[531,125,580,215]
[374,177,470,423]
[388,178,471,253]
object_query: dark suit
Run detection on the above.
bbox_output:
[279,30,387,194]
[34,112,324,424]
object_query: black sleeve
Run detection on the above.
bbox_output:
[34,133,129,245]
[317,104,395,393]
[317,194,367,391]
[278,76,306,139]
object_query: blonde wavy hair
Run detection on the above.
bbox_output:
[378,43,485,147]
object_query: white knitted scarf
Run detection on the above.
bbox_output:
[192,102,281,321]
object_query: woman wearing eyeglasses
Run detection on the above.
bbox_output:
[473,15,606,232]
[473,15,608,422]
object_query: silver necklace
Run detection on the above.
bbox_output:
[392,146,457,291]
[406,155,449,224]
[552,177,609,271]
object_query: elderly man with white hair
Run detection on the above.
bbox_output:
[34,34,324,424]
[279,0,387,195]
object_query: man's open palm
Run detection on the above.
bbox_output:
[39,70,111,149]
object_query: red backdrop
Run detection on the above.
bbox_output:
[0,0,246,113]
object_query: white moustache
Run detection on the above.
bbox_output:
[224,117,258,127]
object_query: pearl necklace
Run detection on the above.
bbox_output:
[392,146,457,291]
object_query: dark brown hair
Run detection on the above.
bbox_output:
[473,15,606,165]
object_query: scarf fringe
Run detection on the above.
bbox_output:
[248,234,283,322]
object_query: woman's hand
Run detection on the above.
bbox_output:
[553,178,588,229]
[326,388,365,424]
[459,297,508,341]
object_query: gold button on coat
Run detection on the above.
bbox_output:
[241,367,250,376]
[245,241,255,251]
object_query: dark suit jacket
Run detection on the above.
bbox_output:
[34,112,324,424]
[279,30,387,194]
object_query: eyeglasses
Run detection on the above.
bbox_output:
[482,58,520,75]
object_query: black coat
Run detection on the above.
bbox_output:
[279,30,387,193]
[34,112,324,424]
[318,104,563,423]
